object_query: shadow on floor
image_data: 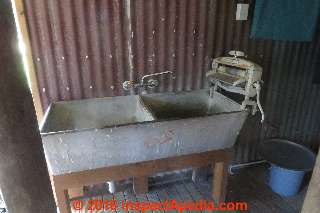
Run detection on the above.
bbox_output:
[76,164,307,213]
[224,164,307,213]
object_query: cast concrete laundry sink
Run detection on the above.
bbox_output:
[40,95,155,133]
[40,89,248,176]
[140,89,241,119]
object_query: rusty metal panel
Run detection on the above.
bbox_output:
[129,0,215,93]
[24,0,131,108]
[265,30,320,150]
[24,0,320,163]
[26,0,243,108]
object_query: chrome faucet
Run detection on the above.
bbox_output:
[122,71,175,91]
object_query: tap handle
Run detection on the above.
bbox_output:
[147,79,159,89]
[122,80,134,90]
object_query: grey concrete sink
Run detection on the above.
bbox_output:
[41,95,155,133]
[40,89,248,176]
[140,90,241,119]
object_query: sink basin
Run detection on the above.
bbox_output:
[40,95,154,133]
[140,90,241,119]
[40,89,248,176]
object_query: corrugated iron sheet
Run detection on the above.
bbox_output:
[23,0,320,163]
[265,35,320,149]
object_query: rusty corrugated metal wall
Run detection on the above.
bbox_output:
[265,38,320,148]
[23,0,320,163]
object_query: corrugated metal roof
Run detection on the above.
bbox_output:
[23,0,320,163]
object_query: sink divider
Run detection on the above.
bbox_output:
[137,95,158,121]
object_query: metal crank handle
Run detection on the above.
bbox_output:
[254,81,265,123]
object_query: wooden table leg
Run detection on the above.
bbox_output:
[133,176,148,194]
[55,188,70,213]
[212,161,228,202]
[50,176,70,213]
[68,187,84,199]
[192,166,209,183]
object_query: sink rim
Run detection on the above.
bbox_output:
[40,95,155,134]
[40,89,245,136]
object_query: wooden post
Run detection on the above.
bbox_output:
[12,0,44,122]
[192,167,209,183]
[133,176,148,194]
[0,1,56,212]
[212,161,228,202]
[52,185,69,213]
[301,147,320,213]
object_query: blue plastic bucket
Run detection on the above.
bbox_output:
[260,139,316,197]
[269,164,305,197]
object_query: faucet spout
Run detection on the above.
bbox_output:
[122,71,175,91]
[140,71,174,85]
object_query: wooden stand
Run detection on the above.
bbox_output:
[213,161,229,202]
[133,176,149,194]
[51,149,232,213]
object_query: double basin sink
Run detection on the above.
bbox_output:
[40,89,248,176]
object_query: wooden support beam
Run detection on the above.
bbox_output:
[0,1,55,212]
[12,0,43,122]
[53,149,231,189]
[212,161,229,202]
[192,167,209,183]
[133,176,149,194]
[51,149,232,213]
[302,147,320,213]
